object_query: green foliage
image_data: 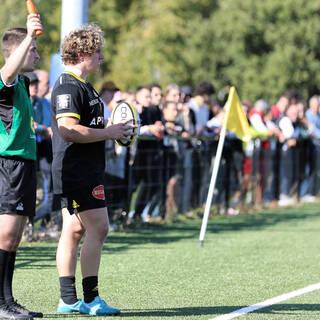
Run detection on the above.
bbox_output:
[111,0,219,91]
[0,0,320,102]
[0,0,61,71]
[206,0,320,102]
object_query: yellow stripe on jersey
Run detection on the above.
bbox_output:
[63,71,86,83]
[56,113,81,120]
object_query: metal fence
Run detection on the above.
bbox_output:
[104,134,320,222]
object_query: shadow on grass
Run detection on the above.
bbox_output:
[43,314,91,318]
[16,245,56,269]
[42,304,320,318]
[16,205,320,269]
[206,207,320,233]
[119,303,320,317]
[107,205,320,246]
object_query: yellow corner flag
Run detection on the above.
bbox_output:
[222,86,251,142]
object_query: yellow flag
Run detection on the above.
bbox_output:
[222,86,251,142]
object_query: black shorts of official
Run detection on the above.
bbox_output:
[60,183,106,215]
[0,156,36,217]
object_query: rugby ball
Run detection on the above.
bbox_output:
[111,102,140,147]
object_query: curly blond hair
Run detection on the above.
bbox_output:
[61,23,104,65]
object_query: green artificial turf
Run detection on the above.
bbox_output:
[16,203,320,319]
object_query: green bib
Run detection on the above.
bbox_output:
[0,76,36,160]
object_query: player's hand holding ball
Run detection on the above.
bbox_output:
[109,102,140,147]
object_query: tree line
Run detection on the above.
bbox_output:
[1,0,320,103]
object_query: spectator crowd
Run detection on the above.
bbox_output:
[24,71,320,239]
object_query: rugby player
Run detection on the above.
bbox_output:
[51,23,134,316]
[0,14,43,320]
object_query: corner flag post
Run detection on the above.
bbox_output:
[199,125,227,247]
[199,86,251,246]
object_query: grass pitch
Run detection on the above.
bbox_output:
[16,203,320,319]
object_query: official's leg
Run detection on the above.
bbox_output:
[0,157,41,319]
[0,214,27,304]
[0,214,34,320]
[0,214,28,251]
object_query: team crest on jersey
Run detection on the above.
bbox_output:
[56,94,71,110]
[92,185,105,200]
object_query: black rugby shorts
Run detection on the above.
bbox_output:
[60,183,106,215]
[0,156,36,217]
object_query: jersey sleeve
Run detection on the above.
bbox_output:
[0,72,18,92]
[53,83,83,120]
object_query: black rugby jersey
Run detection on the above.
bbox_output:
[51,71,105,194]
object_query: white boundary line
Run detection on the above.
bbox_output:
[210,282,320,320]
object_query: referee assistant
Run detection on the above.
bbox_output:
[0,15,43,320]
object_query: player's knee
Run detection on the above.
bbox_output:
[73,227,85,242]
[0,235,19,251]
[95,222,109,241]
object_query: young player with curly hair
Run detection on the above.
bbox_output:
[51,23,134,316]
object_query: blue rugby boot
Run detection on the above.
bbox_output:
[57,299,83,313]
[79,296,120,316]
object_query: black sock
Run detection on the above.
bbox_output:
[59,276,78,305]
[4,251,16,303]
[0,249,9,305]
[82,276,99,303]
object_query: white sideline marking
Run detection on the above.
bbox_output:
[210,282,320,320]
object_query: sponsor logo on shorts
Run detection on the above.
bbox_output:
[72,200,80,209]
[16,202,24,211]
[92,185,105,200]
